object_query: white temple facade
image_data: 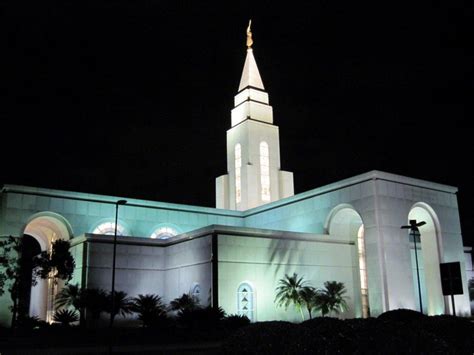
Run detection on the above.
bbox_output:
[0,26,472,327]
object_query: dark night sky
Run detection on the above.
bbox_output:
[1,2,472,246]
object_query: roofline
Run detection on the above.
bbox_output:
[243,170,458,216]
[70,224,353,247]
[0,184,243,218]
[2,170,458,218]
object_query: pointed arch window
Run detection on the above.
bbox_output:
[237,282,255,321]
[235,144,242,204]
[93,222,125,236]
[260,142,270,201]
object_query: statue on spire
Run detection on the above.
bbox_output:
[246,20,253,48]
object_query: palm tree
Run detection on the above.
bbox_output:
[299,287,320,320]
[275,273,313,320]
[106,290,133,320]
[53,309,79,326]
[318,281,348,317]
[169,293,200,313]
[131,294,166,327]
[55,284,86,325]
[83,288,108,326]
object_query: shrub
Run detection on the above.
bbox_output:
[16,315,48,330]
[221,314,251,330]
[346,317,448,354]
[52,309,79,326]
[222,321,321,354]
[377,308,426,322]
[302,317,357,353]
[418,315,474,353]
[178,306,225,328]
[131,294,167,328]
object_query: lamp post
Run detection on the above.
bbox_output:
[401,219,426,313]
[110,199,127,327]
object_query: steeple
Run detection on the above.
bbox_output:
[216,21,294,211]
[238,20,264,91]
[231,22,272,127]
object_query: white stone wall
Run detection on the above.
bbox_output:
[217,234,359,321]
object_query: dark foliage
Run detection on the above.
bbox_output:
[52,309,79,326]
[169,293,200,313]
[302,317,357,353]
[417,315,474,353]
[131,294,167,327]
[16,315,48,330]
[222,321,322,355]
[33,239,75,283]
[377,308,426,322]
[178,306,225,328]
[221,314,251,330]
[106,290,133,318]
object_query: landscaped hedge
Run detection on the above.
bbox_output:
[222,310,473,354]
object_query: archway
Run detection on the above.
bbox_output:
[326,205,369,318]
[408,203,444,315]
[21,212,73,322]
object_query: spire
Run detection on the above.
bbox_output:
[238,21,264,92]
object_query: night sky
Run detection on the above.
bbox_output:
[1,2,472,246]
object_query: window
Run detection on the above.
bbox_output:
[190,283,201,302]
[150,226,177,240]
[237,282,255,321]
[259,142,270,201]
[93,222,125,236]
[235,144,242,204]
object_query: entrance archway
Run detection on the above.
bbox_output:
[21,212,73,322]
[326,205,369,318]
[408,203,444,315]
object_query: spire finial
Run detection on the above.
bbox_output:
[246,20,253,48]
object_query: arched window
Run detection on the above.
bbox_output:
[150,226,178,240]
[235,144,242,204]
[93,222,125,236]
[259,142,270,201]
[237,282,255,321]
[190,283,201,302]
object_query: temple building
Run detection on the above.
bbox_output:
[0,25,472,326]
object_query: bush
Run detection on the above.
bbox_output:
[16,315,48,330]
[302,317,357,353]
[418,315,474,353]
[178,306,226,328]
[346,317,448,354]
[222,321,320,355]
[221,314,251,330]
[377,308,426,322]
[52,309,79,326]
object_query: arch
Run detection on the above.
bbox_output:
[91,219,129,236]
[326,204,369,318]
[149,223,181,239]
[190,282,201,303]
[237,281,255,322]
[22,211,74,249]
[21,212,73,323]
[325,204,364,238]
[408,202,444,315]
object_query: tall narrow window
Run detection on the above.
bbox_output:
[260,142,270,201]
[237,282,254,321]
[235,144,242,204]
[358,225,370,318]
